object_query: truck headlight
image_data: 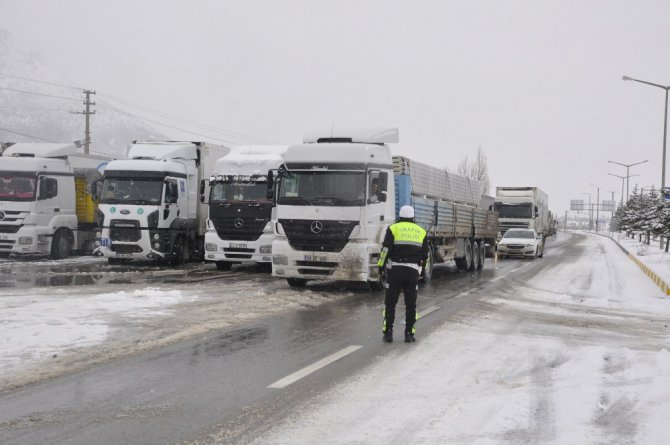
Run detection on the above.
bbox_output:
[260,245,272,253]
[205,243,218,251]
[18,237,33,245]
[273,254,288,265]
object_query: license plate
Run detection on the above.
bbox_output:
[100,238,111,247]
[230,243,247,249]
[116,253,133,258]
[303,255,327,262]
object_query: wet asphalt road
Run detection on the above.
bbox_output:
[0,234,572,444]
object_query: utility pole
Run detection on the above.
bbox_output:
[70,89,96,154]
[564,210,568,232]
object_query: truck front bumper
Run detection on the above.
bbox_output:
[271,239,379,282]
[0,226,51,256]
[203,232,273,264]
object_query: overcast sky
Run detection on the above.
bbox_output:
[2,0,670,214]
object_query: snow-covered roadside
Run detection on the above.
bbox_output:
[0,272,354,393]
[610,232,670,287]
[244,233,670,444]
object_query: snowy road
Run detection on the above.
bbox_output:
[1,232,669,444]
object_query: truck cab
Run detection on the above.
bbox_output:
[0,143,107,258]
[271,128,397,287]
[95,141,229,264]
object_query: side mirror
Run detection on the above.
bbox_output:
[91,179,102,203]
[535,205,539,217]
[266,170,276,201]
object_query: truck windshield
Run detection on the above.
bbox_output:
[210,182,268,203]
[0,174,36,201]
[277,171,365,206]
[494,203,532,218]
[99,178,163,205]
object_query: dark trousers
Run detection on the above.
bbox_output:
[383,265,419,334]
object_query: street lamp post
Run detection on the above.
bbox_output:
[622,75,669,193]
[608,172,638,206]
[590,183,600,232]
[581,192,592,230]
[607,160,648,202]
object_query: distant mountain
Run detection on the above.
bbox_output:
[0,30,167,158]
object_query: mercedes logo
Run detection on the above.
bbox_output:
[234,218,244,229]
[310,220,323,234]
[0,211,4,221]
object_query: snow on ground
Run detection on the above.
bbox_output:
[248,233,670,444]
[0,268,354,392]
[614,232,670,284]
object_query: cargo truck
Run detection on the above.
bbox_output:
[494,186,549,256]
[94,141,230,265]
[269,127,498,288]
[203,145,287,270]
[0,143,108,258]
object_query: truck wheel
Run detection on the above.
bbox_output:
[168,236,186,267]
[215,261,232,271]
[456,240,472,271]
[469,241,479,271]
[50,229,73,260]
[287,278,307,288]
[477,242,485,269]
[420,246,434,283]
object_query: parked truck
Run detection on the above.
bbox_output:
[94,141,230,265]
[269,127,498,288]
[0,143,108,258]
[494,187,549,236]
[203,145,287,270]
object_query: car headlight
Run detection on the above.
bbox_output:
[525,243,535,247]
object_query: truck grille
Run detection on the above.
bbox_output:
[279,219,357,253]
[0,225,21,234]
[111,244,143,253]
[211,216,268,241]
[109,220,141,242]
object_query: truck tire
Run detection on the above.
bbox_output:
[469,241,479,271]
[477,242,485,269]
[215,261,232,271]
[455,240,472,271]
[168,236,186,267]
[287,278,307,288]
[50,229,73,260]
[420,245,434,283]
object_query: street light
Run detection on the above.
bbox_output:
[590,183,600,232]
[607,159,648,202]
[581,192,592,230]
[608,172,638,205]
[622,75,669,193]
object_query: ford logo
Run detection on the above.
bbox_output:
[234,218,244,228]
[310,220,323,234]
[120,209,130,215]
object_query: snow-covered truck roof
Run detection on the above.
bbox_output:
[2,143,79,158]
[283,143,393,168]
[211,145,288,179]
[127,142,200,161]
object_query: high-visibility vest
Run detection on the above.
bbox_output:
[389,221,426,247]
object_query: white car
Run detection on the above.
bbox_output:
[497,229,544,259]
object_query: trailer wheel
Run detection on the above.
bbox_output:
[469,241,479,271]
[456,240,473,271]
[215,261,232,271]
[50,229,73,260]
[287,278,307,288]
[477,242,485,269]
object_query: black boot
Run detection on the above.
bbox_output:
[383,330,393,343]
[404,332,415,343]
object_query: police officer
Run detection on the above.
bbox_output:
[377,205,428,343]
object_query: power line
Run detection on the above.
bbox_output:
[0,105,70,111]
[0,127,57,142]
[99,93,280,145]
[0,86,81,102]
[0,72,83,91]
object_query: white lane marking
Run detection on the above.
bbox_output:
[403,305,440,323]
[511,267,522,272]
[268,345,362,389]
[455,291,470,298]
[490,276,504,282]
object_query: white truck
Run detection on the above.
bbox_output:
[269,127,498,288]
[494,186,549,248]
[94,141,230,265]
[0,143,108,258]
[203,146,287,270]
